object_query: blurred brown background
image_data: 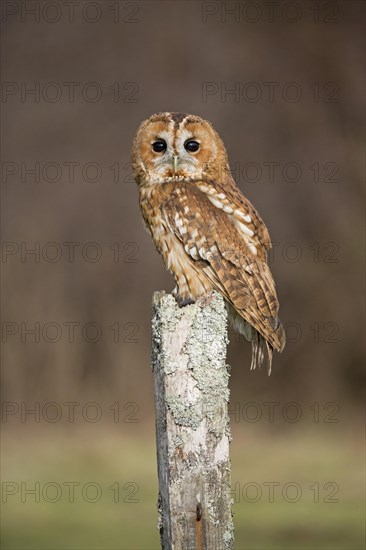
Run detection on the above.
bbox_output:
[1,1,365,549]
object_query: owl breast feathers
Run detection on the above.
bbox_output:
[132,112,285,373]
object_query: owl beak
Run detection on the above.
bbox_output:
[173,155,179,174]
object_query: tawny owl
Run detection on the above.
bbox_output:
[132,112,285,373]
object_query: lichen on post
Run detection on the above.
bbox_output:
[152,291,234,550]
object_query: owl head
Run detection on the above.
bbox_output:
[131,112,230,185]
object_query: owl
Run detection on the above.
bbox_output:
[132,112,285,373]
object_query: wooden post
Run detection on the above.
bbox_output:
[152,291,234,550]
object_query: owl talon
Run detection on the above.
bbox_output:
[197,292,214,308]
[176,296,196,308]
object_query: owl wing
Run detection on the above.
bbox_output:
[196,174,273,254]
[162,182,285,356]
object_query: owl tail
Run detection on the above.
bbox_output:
[226,302,279,374]
[250,332,273,375]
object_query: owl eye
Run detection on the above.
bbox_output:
[152,140,167,153]
[184,140,200,153]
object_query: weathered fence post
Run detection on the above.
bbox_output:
[152,291,234,550]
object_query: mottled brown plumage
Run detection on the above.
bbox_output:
[132,112,285,372]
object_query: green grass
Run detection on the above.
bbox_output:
[1,426,364,550]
